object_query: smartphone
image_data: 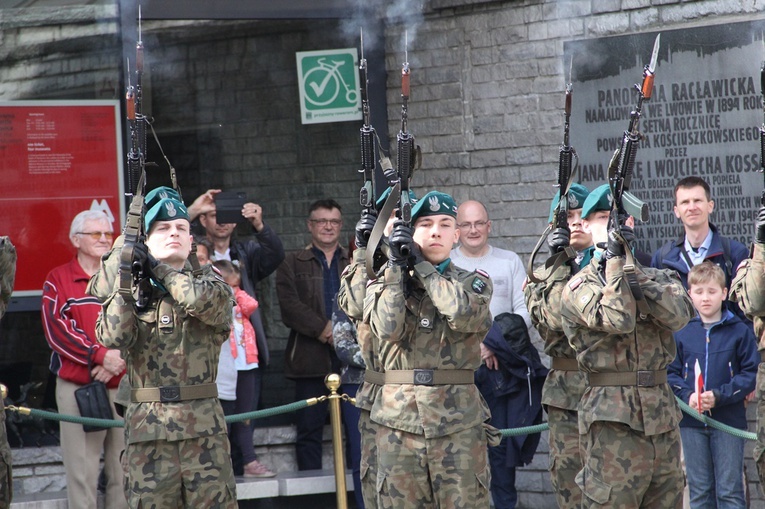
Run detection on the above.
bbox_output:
[214,191,247,224]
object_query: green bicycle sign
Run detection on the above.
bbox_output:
[296,48,362,124]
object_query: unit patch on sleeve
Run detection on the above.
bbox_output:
[472,277,487,294]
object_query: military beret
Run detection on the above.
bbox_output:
[375,186,418,211]
[411,191,458,221]
[145,186,182,211]
[547,183,590,222]
[145,197,190,233]
[581,184,613,219]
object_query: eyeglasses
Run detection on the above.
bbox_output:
[76,231,114,241]
[309,219,342,227]
[456,221,489,230]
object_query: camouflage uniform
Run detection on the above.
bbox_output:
[524,263,586,508]
[729,242,765,491]
[0,237,16,509]
[364,260,494,509]
[90,243,236,509]
[560,256,694,508]
[338,248,381,509]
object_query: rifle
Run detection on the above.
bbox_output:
[607,33,661,317]
[118,9,200,306]
[397,32,416,228]
[119,10,151,307]
[759,43,765,206]
[608,34,659,235]
[358,28,376,212]
[526,62,578,283]
[364,32,419,277]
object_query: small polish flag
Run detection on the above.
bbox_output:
[694,359,704,414]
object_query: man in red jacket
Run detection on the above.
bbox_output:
[41,210,127,509]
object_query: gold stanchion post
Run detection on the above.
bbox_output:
[325,373,347,509]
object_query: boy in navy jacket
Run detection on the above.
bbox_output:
[668,261,758,508]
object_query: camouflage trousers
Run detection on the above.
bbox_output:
[123,434,237,509]
[546,405,582,509]
[358,409,378,509]
[0,407,11,509]
[577,421,682,508]
[754,363,765,495]
[375,424,490,509]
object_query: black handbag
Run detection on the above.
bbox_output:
[74,349,114,432]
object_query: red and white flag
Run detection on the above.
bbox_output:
[694,359,704,414]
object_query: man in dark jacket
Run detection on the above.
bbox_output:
[276,199,349,470]
[475,314,547,509]
[189,188,285,475]
[651,176,748,321]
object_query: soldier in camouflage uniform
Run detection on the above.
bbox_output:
[0,237,16,509]
[363,190,495,509]
[337,192,404,508]
[729,207,765,493]
[559,186,695,508]
[524,225,585,509]
[90,194,236,509]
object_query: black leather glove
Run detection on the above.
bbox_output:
[354,208,378,249]
[756,206,765,244]
[548,227,570,255]
[388,220,413,268]
[408,241,425,267]
[132,243,158,276]
[605,224,634,260]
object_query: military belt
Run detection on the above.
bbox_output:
[551,357,578,371]
[364,369,474,386]
[131,383,218,403]
[587,370,667,387]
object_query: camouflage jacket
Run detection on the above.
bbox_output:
[560,256,694,436]
[91,241,233,444]
[730,242,765,350]
[524,263,586,411]
[0,237,16,320]
[337,248,380,411]
[364,261,493,438]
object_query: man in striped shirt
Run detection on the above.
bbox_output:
[41,210,127,509]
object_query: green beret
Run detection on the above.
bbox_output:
[411,191,457,221]
[145,197,190,233]
[581,184,613,219]
[145,186,182,211]
[375,186,418,211]
[547,183,590,222]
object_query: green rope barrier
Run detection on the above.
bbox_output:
[224,400,311,424]
[7,394,760,443]
[675,396,757,441]
[500,422,549,437]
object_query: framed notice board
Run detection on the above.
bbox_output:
[0,100,124,310]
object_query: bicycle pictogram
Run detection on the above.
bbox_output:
[302,57,358,107]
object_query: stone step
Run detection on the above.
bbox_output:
[11,469,353,508]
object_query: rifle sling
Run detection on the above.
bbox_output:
[119,172,147,303]
[526,226,575,284]
[615,231,651,318]
[365,182,400,280]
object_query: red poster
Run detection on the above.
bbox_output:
[0,101,124,298]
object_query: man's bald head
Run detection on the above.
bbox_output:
[456,200,492,256]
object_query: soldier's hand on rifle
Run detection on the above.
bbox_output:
[132,243,158,276]
[388,220,413,268]
[756,206,765,245]
[548,227,570,255]
[408,242,425,267]
[605,224,634,260]
[354,208,378,249]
